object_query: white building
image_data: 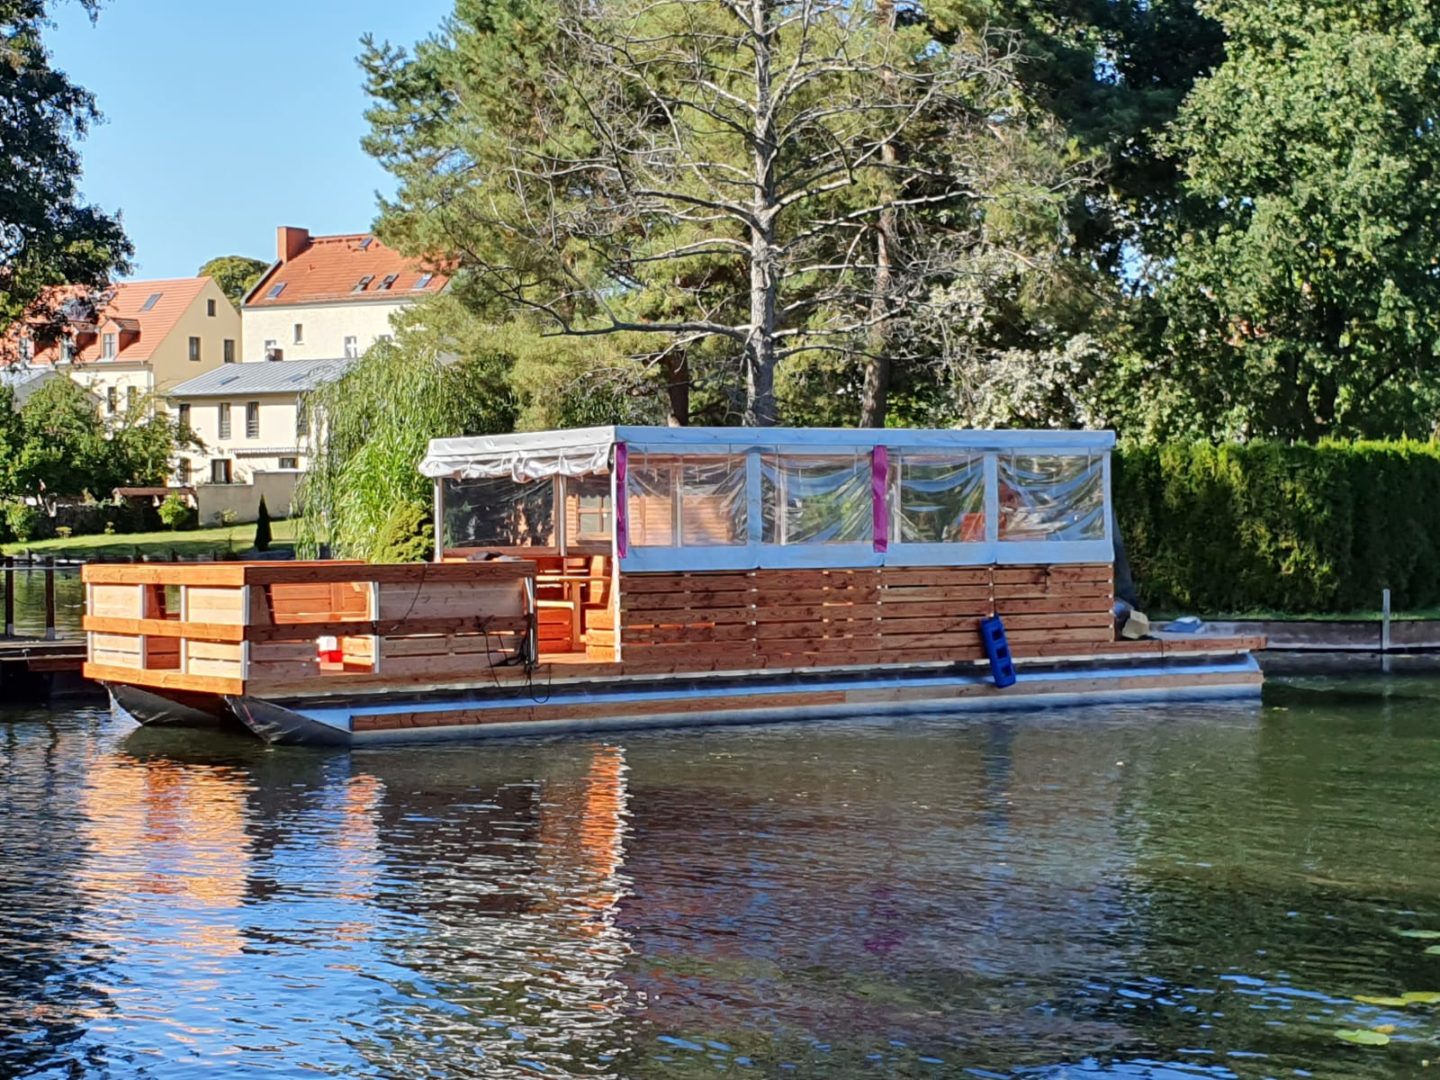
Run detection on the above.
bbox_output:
[168,357,352,522]
[240,227,449,362]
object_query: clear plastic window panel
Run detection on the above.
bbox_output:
[997,454,1106,542]
[443,476,556,548]
[761,453,873,545]
[628,454,747,547]
[891,453,985,543]
[566,473,613,541]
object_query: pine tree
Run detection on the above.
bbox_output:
[254,496,272,553]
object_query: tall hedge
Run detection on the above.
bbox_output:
[1114,442,1440,614]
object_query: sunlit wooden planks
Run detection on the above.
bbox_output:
[618,563,1118,669]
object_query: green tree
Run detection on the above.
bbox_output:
[0,386,24,495]
[361,0,1045,427]
[198,255,268,305]
[15,384,193,498]
[295,331,516,560]
[254,495,272,551]
[1145,0,1440,440]
[0,1,130,334]
[108,392,199,488]
[16,377,111,497]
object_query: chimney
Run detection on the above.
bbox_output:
[277,226,309,264]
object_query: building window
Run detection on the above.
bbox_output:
[106,386,117,414]
[177,403,191,431]
[176,459,191,485]
[60,339,73,363]
[211,459,232,484]
[207,298,217,317]
[126,386,137,412]
[278,456,299,470]
[264,338,277,354]
[293,323,303,344]
[246,401,260,439]
[569,474,612,540]
[295,404,309,438]
[343,335,359,358]
[223,339,235,363]
[101,333,117,359]
[188,336,201,362]
[218,402,231,439]
[19,336,32,363]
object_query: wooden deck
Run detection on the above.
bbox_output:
[80,556,1262,708]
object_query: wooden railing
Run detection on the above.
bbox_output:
[82,560,536,696]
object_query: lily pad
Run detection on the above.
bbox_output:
[1402,991,1440,1005]
[1355,995,1410,1007]
[1397,930,1440,940]
[1335,1029,1391,1046]
[1426,946,1440,956]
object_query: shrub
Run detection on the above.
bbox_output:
[55,525,73,540]
[254,495,272,552]
[2,500,39,544]
[158,494,193,531]
[372,501,433,563]
[1115,440,1440,615]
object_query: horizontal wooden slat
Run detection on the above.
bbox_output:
[244,561,534,586]
[83,662,245,696]
[85,615,247,642]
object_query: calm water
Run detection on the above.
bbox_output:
[3,677,1440,1077]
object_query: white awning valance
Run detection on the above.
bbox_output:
[421,426,615,482]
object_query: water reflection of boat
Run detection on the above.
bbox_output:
[84,427,1263,746]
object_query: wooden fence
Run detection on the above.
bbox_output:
[618,564,1117,670]
[82,560,536,697]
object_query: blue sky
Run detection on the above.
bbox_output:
[50,0,453,281]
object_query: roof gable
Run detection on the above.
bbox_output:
[9,277,216,365]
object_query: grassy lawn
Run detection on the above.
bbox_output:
[3,518,299,560]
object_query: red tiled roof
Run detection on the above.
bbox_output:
[245,232,449,308]
[8,278,213,366]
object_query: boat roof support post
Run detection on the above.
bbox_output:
[433,478,444,562]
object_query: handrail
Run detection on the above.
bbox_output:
[82,558,539,695]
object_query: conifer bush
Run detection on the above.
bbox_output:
[1115,441,1440,615]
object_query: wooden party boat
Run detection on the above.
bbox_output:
[85,426,1263,745]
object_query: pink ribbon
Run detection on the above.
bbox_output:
[614,442,629,558]
[871,446,889,553]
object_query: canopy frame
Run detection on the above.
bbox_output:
[424,426,1115,570]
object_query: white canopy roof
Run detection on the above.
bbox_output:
[419,425,1116,482]
[420,426,616,482]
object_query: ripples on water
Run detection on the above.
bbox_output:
[2,674,1440,1077]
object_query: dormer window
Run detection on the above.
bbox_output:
[60,339,73,363]
[379,274,398,291]
[18,336,31,363]
[354,275,374,292]
[102,333,117,359]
